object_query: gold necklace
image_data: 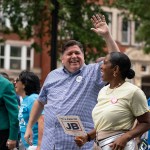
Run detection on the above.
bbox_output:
[106,88,115,95]
[106,82,124,95]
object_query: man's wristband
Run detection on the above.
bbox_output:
[87,133,91,142]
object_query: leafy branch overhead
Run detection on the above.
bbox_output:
[104,0,150,53]
[2,0,109,63]
[58,0,110,63]
[2,0,53,51]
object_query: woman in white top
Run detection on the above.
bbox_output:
[75,52,150,150]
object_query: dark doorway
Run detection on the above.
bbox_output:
[141,75,150,99]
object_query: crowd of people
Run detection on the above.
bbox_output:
[0,71,44,150]
[0,13,150,150]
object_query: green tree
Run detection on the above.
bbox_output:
[104,0,150,53]
[1,0,52,51]
[58,0,109,63]
[1,0,108,63]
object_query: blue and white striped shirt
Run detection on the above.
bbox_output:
[38,63,105,150]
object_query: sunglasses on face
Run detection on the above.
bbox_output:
[14,78,20,83]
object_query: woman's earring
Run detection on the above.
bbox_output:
[113,72,117,77]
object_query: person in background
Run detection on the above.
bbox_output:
[15,70,43,150]
[24,14,120,150]
[0,74,19,150]
[75,52,150,150]
[0,72,21,150]
[0,72,21,106]
[0,72,10,80]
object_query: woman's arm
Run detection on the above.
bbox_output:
[110,112,150,150]
[124,112,150,141]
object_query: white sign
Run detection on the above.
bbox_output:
[57,116,86,136]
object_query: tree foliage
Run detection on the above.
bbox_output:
[58,0,110,63]
[104,0,150,53]
[1,0,52,51]
[1,0,109,63]
[2,0,48,36]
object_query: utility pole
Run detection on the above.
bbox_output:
[51,0,59,70]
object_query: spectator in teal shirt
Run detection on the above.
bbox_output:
[16,70,43,150]
[0,75,19,150]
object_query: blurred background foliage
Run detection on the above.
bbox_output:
[104,0,150,53]
[1,0,109,63]
[1,0,150,63]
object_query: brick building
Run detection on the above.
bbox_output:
[1,0,150,96]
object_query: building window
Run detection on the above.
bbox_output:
[141,65,149,75]
[26,47,32,70]
[121,18,130,43]
[0,43,33,70]
[0,45,4,68]
[10,46,21,69]
[134,20,140,43]
[103,12,112,34]
[135,21,140,31]
[141,65,147,72]
[0,10,4,30]
[107,12,112,34]
[0,17,4,30]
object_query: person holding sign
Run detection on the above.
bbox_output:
[57,116,86,137]
[0,74,19,150]
[75,52,150,150]
[24,14,120,150]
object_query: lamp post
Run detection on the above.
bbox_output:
[51,0,59,70]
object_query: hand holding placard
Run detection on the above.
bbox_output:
[57,116,86,136]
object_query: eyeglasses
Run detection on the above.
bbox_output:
[15,78,20,83]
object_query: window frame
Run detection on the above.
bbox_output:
[0,41,34,70]
[121,17,131,44]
